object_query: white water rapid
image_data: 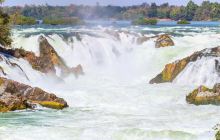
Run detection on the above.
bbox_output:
[0,24,220,140]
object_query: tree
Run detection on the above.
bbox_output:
[157,3,170,18]
[148,3,157,17]
[184,0,198,20]
[0,0,12,47]
[194,1,212,20]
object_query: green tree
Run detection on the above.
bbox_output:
[157,3,170,18]
[184,0,198,20]
[148,3,157,17]
[0,0,12,47]
[194,1,212,20]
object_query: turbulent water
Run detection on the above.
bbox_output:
[0,21,220,140]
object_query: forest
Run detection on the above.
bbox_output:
[2,0,220,21]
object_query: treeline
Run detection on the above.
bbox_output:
[3,0,220,21]
[123,0,220,21]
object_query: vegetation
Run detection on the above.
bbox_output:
[43,17,84,25]
[0,1,12,47]
[132,17,157,25]
[10,12,36,25]
[177,19,190,24]
[216,130,220,140]
[3,1,220,21]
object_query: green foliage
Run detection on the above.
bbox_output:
[177,19,190,24]
[216,131,220,140]
[132,17,157,25]
[184,0,198,20]
[0,10,12,47]
[10,13,36,25]
[43,17,84,25]
[148,3,157,18]
[3,1,220,21]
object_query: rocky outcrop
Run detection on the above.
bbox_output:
[135,34,175,47]
[155,34,174,48]
[0,36,84,77]
[150,46,220,84]
[186,83,220,105]
[0,77,68,112]
[136,36,149,45]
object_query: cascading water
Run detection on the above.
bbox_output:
[1,23,220,140]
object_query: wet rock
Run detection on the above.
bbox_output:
[150,58,188,84]
[0,77,68,112]
[71,64,84,77]
[186,84,220,105]
[150,46,220,84]
[105,30,120,41]
[0,93,26,112]
[0,54,29,79]
[0,36,84,77]
[155,34,174,48]
[136,36,149,44]
[213,84,220,93]
[215,60,220,74]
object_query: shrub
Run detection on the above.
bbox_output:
[177,19,190,24]
[132,17,157,25]
[43,17,84,25]
[10,14,36,25]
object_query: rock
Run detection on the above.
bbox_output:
[0,93,26,112]
[150,46,220,84]
[105,30,120,41]
[150,58,188,84]
[136,36,149,44]
[0,36,84,78]
[0,54,29,79]
[155,34,174,48]
[215,60,220,73]
[71,64,84,77]
[0,77,68,112]
[214,84,220,93]
[186,84,220,105]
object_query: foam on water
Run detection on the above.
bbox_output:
[0,25,220,140]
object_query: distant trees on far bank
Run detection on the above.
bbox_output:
[2,0,220,21]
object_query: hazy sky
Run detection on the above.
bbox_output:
[3,0,220,6]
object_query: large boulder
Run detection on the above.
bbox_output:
[0,36,84,77]
[155,34,174,48]
[0,93,26,112]
[186,83,220,105]
[0,77,68,112]
[150,46,220,84]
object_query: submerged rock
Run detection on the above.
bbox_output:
[155,34,174,48]
[150,46,220,84]
[0,77,68,112]
[186,84,220,105]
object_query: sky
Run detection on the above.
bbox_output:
[3,0,220,6]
